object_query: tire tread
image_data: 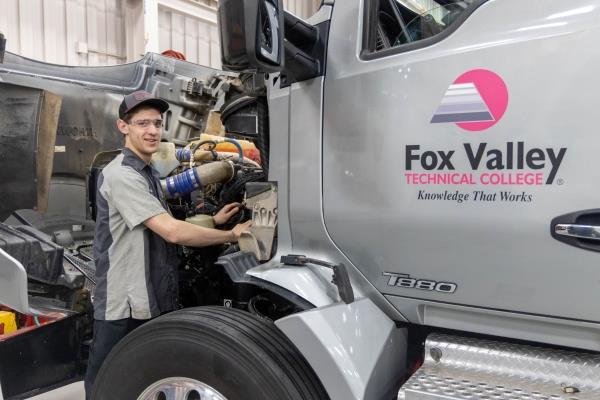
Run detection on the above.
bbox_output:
[163,307,327,399]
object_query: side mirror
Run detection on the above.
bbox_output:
[218,0,284,72]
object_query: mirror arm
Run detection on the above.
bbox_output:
[284,12,319,45]
[280,12,329,87]
[283,41,320,83]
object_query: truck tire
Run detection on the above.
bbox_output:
[92,306,329,400]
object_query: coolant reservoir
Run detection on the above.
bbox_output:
[199,133,261,164]
[152,142,180,178]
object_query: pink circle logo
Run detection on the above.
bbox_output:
[431,69,509,132]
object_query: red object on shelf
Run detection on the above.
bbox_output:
[161,50,186,60]
[23,314,35,327]
[0,309,68,341]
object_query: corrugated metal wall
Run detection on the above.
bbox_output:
[0,0,321,67]
[158,5,221,68]
[0,0,126,66]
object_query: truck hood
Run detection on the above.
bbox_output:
[0,83,61,222]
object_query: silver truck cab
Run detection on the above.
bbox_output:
[2,0,600,399]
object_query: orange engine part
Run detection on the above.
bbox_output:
[213,142,261,164]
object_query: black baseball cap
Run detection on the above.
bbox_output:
[118,90,169,119]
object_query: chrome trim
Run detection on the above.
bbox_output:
[554,224,600,240]
[136,377,228,400]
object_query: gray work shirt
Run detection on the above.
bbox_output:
[93,148,179,320]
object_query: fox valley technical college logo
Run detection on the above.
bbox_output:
[431,69,509,132]
[405,68,567,201]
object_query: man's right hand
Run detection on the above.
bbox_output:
[146,213,252,247]
[231,220,253,241]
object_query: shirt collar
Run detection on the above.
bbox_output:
[121,147,149,172]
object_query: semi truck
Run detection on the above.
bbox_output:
[1,0,600,399]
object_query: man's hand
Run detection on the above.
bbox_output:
[230,220,252,241]
[145,212,253,247]
[213,202,242,225]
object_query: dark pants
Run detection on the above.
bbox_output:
[84,318,146,400]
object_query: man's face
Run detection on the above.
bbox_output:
[117,107,162,161]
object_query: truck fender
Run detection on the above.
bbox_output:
[218,251,342,308]
[247,259,355,307]
[275,298,408,400]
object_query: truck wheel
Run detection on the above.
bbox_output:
[92,306,329,400]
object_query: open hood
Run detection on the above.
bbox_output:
[0,83,61,221]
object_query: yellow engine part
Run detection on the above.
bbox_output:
[0,311,17,334]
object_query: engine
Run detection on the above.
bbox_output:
[151,134,268,308]
[141,73,276,310]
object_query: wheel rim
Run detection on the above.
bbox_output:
[137,377,229,400]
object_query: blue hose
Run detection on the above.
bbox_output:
[164,167,202,197]
[176,148,191,161]
[224,138,244,162]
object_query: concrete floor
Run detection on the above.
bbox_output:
[26,381,84,400]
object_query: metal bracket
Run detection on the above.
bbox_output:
[239,182,278,260]
[280,254,355,304]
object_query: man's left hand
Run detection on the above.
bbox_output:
[213,203,242,225]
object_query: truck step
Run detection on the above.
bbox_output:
[398,333,600,400]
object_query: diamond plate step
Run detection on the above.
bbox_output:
[64,253,96,285]
[398,333,600,400]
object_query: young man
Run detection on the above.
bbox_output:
[84,91,252,398]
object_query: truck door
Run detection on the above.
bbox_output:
[322,0,600,327]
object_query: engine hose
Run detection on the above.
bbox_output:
[215,152,261,168]
[256,97,270,178]
[178,139,244,165]
[176,148,192,161]
[224,138,244,162]
[161,161,235,198]
[176,140,218,162]
[219,170,265,204]
[164,167,202,197]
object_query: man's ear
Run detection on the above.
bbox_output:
[116,119,129,135]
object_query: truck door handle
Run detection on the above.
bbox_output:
[554,224,600,241]
[551,209,600,252]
